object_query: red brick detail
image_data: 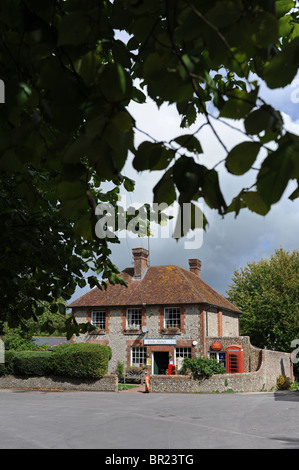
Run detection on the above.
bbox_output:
[121,307,126,333]
[141,307,146,329]
[198,304,206,355]
[86,308,92,323]
[105,309,110,334]
[158,307,164,332]
[132,247,149,278]
[150,345,173,353]
[217,310,223,337]
[180,306,186,334]
[86,339,109,345]
[188,259,202,277]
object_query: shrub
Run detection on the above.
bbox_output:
[0,351,17,376]
[13,351,52,376]
[3,331,36,351]
[48,343,112,379]
[276,374,292,390]
[180,356,226,379]
[116,361,124,378]
[0,363,5,376]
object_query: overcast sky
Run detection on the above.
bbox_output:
[71,73,299,303]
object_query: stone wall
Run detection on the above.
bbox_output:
[149,349,293,393]
[0,374,118,392]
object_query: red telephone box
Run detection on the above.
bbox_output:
[226,345,244,373]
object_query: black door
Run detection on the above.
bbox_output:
[153,352,169,374]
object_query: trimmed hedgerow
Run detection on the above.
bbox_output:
[12,351,52,376]
[0,343,112,379]
[48,343,112,379]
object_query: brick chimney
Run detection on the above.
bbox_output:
[188,259,202,277]
[132,247,149,279]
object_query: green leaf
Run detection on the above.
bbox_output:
[75,51,102,86]
[58,303,66,315]
[111,40,132,68]
[133,141,174,171]
[220,88,258,119]
[123,177,135,192]
[57,180,87,201]
[244,105,280,135]
[257,140,294,205]
[6,82,39,109]
[57,12,91,46]
[132,87,146,103]
[226,194,246,217]
[173,134,203,154]
[0,149,23,173]
[112,112,133,132]
[278,15,294,37]
[153,169,177,206]
[241,191,270,215]
[226,142,261,175]
[202,168,227,214]
[263,37,299,89]
[99,63,132,102]
[172,156,202,202]
[206,0,243,29]
[275,0,295,18]
[288,182,299,201]
[252,11,279,47]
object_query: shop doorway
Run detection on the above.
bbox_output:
[153,351,169,375]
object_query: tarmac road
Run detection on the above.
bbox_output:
[0,388,298,450]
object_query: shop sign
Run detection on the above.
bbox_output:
[211,341,223,350]
[144,338,177,345]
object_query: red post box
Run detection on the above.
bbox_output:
[168,364,176,375]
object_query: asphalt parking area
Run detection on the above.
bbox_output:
[0,389,298,450]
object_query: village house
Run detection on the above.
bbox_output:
[69,247,249,375]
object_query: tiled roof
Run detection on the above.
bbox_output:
[69,265,241,313]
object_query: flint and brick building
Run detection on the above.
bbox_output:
[69,247,244,375]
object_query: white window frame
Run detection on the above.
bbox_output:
[164,307,181,328]
[126,308,142,330]
[91,310,106,329]
[131,347,147,367]
[175,347,192,369]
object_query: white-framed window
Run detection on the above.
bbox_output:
[209,351,226,370]
[164,307,181,328]
[175,347,192,369]
[126,308,142,330]
[131,347,147,367]
[91,310,106,329]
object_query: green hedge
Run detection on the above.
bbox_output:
[0,343,112,379]
[0,351,18,376]
[13,351,52,376]
[48,343,112,379]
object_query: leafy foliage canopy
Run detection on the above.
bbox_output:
[0,0,298,332]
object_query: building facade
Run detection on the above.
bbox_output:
[69,247,243,375]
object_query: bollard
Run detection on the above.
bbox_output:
[144,375,149,393]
